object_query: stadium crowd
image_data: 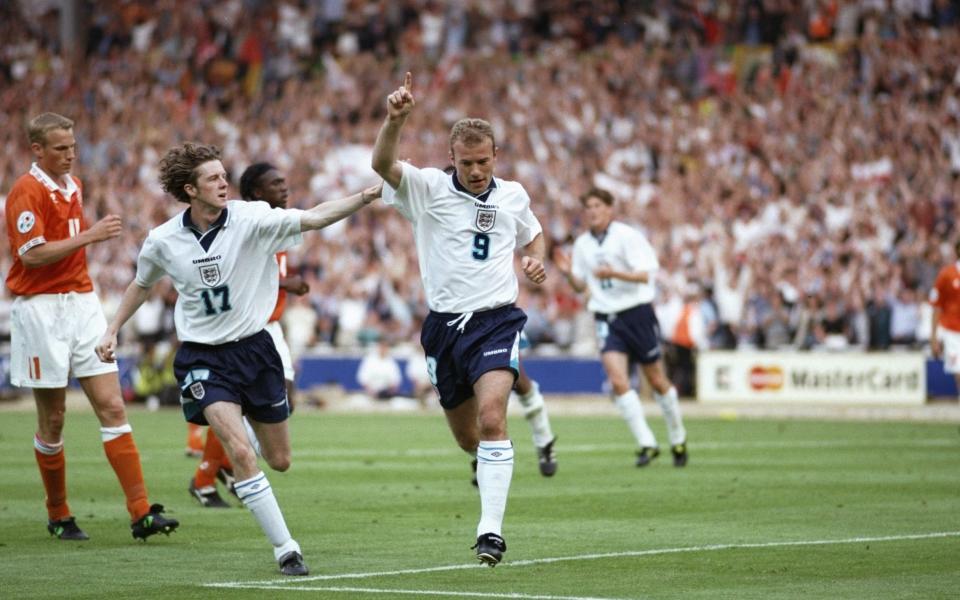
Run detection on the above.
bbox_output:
[2,0,960,366]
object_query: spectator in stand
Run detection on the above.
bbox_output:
[890,287,922,347]
[356,336,403,401]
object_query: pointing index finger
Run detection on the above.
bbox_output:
[403,71,412,93]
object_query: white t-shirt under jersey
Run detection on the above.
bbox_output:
[135,200,303,345]
[383,162,542,313]
[571,220,659,314]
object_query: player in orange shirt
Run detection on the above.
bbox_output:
[186,162,310,507]
[5,112,179,540]
[929,240,960,395]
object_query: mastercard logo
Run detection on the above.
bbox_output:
[749,365,784,391]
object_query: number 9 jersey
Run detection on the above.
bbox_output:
[383,162,542,314]
[134,200,303,345]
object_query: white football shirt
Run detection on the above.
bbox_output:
[135,200,303,345]
[571,220,659,314]
[383,162,542,313]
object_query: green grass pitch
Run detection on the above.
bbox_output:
[0,406,958,599]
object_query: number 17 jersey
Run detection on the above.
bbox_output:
[134,200,303,345]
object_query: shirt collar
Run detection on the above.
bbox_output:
[451,171,497,202]
[182,207,229,233]
[29,163,78,198]
[590,224,611,245]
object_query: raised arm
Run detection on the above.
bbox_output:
[21,215,122,268]
[371,72,416,189]
[299,183,382,232]
[95,280,154,363]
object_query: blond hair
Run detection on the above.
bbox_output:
[449,118,496,154]
[28,112,74,145]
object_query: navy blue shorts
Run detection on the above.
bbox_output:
[595,303,662,365]
[174,329,289,426]
[420,304,527,410]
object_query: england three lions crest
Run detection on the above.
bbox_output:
[475,208,497,232]
[199,264,221,287]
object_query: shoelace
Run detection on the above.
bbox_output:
[446,312,474,332]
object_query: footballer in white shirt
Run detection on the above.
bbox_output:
[555,187,688,468]
[96,142,381,577]
[372,72,547,567]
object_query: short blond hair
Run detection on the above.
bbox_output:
[28,112,74,145]
[449,118,496,153]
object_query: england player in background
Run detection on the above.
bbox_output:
[554,187,689,468]
[96,142,382,575]
[372,72,547,567]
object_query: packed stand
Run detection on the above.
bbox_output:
[1,0,959,367]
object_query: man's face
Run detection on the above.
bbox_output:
[33,128,76,178]
[450,138,496,195]
[254,168,289,209]
[188,160,229,210]
[583,195,614,231]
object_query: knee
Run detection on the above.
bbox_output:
[265,451,291,472]
[94,395,128,425]
[608,375,631,396]
[40,411,67,439]
[477,416,506,441]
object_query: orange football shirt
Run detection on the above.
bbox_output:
[5,165,92,295]
[930,263,960,332]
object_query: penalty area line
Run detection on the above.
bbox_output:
[207,530,960,591]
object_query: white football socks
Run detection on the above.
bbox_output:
[653,386,686,446]
[517,381,555,448]
[475,440,514,537]
[614,389,658,448]
[234,471,300,562]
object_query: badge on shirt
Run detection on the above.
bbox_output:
[476,208,496,232]
[199,264,222,287]
[16,211,36,233]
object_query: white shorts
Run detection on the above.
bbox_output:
[940,328,960,374]
[265,320,295,382]
[10,292,118,388]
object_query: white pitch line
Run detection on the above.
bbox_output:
[206,530,960,590]
[214,585,625,600]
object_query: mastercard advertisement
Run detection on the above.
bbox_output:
[697,352,925,404]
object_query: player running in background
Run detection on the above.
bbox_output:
[554,187,689,468]
[187,162,312,508]
[514,333,557,476]
[97,142,381,575]
[930,239,960,397]
[373,72,547,566]
[5,112,178,541]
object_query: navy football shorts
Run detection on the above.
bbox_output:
[594,303,662,365]
[420,304,527,410]
[174,329,289,425]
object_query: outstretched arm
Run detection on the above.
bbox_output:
[372,72,416,189]
[96,280,154,363]
[299,183,382,232]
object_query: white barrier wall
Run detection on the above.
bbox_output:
[696,351,927,405]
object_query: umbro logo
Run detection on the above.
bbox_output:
[491,451,502,458]
[483,348,508,357]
